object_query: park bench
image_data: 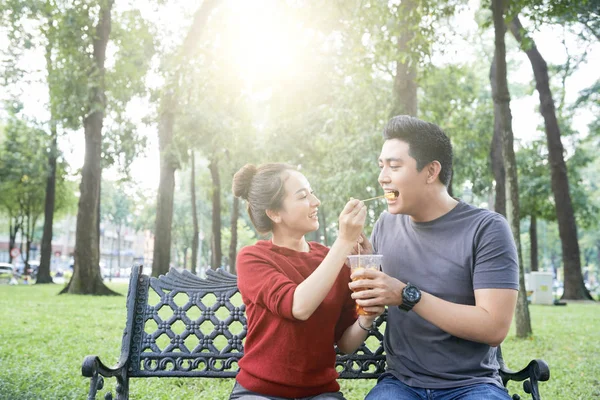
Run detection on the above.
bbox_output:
[82,265,550,400]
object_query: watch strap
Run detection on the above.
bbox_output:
[398,302,414,312]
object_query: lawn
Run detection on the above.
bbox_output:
[0,283,598,400]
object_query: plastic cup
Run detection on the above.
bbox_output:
[347,254,383,316]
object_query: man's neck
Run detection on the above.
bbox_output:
[410,190,459,223]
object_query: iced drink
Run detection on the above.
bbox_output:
[347,254,383,316]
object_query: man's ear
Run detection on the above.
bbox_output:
[426,161,442,184]
[266,209,281,224]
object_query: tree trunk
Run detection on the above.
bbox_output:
[37,41,59,285]
[61,0,117,296]
[209,159,222,269]
[530,214,538,272]
[109,228,115,281]
[22,214,33,278]
[117,226,121,269]
[152,93,177,277]
[183,247,188,270]
[390,0,418,118]
[509,16,592,300]
[490,0,532,337]
[8,216,21,264]
[37,130,57,284]
[151,0,221,278]
[229,196,239,274]
[490,107,506,216]
[596,240,600,272]
[191,151,199,275]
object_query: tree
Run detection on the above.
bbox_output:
[490,0,532,337]
[0,0,64,283]
[171,195,194,271]
[517,141,554,272]
[55,1,154,295]
[37,4,60,284]
[391,0,419,117]
[509,14,593,300]
[152,0,221,277]
[0,117,46,271]
[1,0,153,292]
[61,0,117,295]
[190,151,199,275]
[228,195,239,273]
[419,63,495,198]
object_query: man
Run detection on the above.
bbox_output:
[350,115,519,399]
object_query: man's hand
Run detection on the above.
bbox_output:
[349,269,404,308]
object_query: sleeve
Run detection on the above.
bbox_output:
[236,247,298,320]
[334,267,358,343]
[472,215,519,291]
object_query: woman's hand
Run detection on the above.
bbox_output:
[350,232,373,255]
[359,307,385,327]
[338,199,366,243]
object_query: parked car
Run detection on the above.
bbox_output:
[0,263,15,284]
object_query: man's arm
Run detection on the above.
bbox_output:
[349,270,518,347]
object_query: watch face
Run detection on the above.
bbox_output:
[405,286,420,302]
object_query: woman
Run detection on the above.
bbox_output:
[230,163,384,400]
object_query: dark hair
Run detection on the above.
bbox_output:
[232,163,296,234]
[383,115,453,186]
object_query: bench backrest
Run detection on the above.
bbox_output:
[122,265,386,379]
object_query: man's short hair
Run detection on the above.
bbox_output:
[383,115,453,186]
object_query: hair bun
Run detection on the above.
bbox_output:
[232,164,258,200]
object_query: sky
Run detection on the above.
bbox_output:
[0,0,598,193]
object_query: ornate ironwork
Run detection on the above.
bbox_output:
[129,267,245,378]
[497,346,550,400]
[82,265,550,400]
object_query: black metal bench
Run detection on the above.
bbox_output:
[82,265,550,400]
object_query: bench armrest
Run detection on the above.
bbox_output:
[82,355,129,400]
[499,359,550,400]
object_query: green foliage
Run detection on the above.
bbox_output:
[517,140,556,220]
[131,189,157,233]
[1,0,156,176]
[0,118,48,223]
[107,9,155,106]
[0,115,76,241]
[419,63,495,196]
[100,179,135,229]
[512,0,600,41]
[221,218,257,256]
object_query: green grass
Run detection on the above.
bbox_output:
[0,284,598,400]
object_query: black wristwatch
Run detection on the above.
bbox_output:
[398,282,421,312]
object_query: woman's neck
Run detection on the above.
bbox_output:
[271,232,310,252]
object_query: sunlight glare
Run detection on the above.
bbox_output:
[224,0,307,90]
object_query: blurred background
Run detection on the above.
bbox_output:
[0,0,598,301]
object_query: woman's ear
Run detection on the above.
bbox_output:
[265,209,281,224]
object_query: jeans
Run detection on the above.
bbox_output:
[365,373,511,400]
[229,382,347,400]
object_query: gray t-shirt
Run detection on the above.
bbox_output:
[371,201,519,389]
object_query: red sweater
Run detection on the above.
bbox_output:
[236,240,357,398]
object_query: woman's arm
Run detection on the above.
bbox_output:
[292,200,366,320]
[336,310,385,354]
